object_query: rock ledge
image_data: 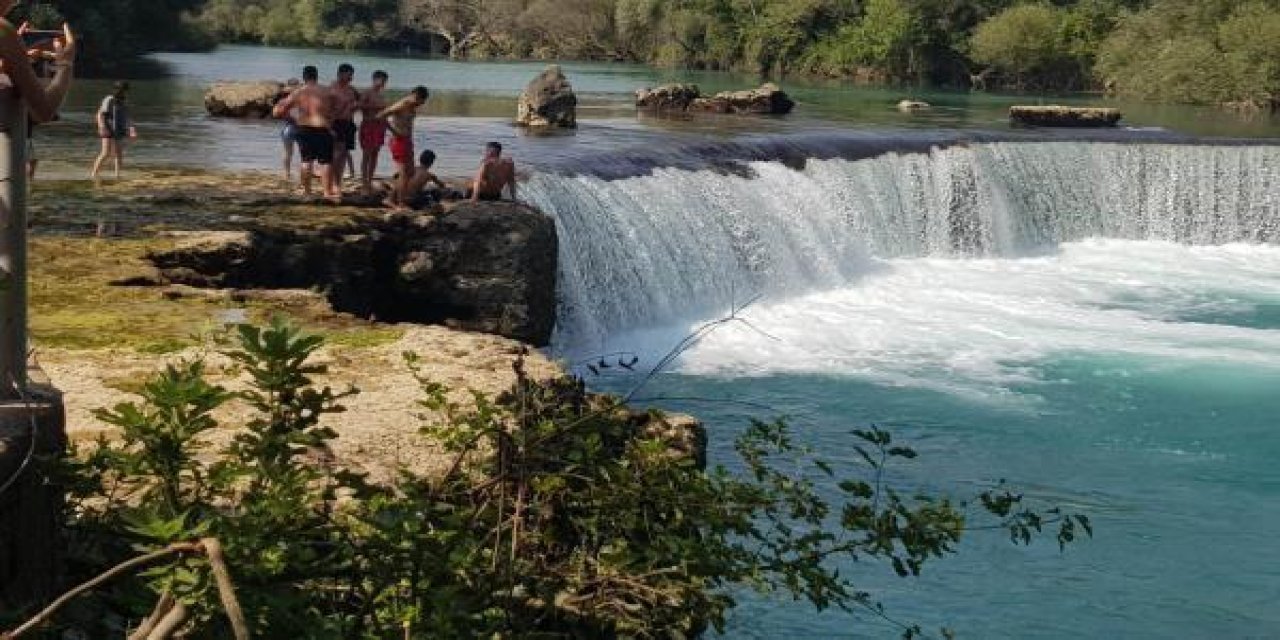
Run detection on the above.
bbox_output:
[145,202,559,345]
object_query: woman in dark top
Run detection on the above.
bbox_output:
[91,81,135,180]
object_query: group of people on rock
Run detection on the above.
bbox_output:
[273,63,517,210]
[0,8,519,211]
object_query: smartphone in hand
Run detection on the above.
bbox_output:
[21,30,62,51]
[22,30,62,49]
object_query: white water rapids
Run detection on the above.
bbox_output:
[522,140,1280,396]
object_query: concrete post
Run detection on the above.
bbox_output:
[0,86,27,396]
[0,381,65,611]
[0,86,66,613]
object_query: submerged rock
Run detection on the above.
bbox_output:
[146,202,558,345]
[204,80,294,118]
[1009,105,1121,128]
[517,65,578,128]
[689,83,796,115]
[635,83,702,110]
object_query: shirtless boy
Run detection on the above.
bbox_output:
[330,63,359,183]
[470,141,517,202]
[376,86,430,210]
[278,78,301,183]
[273,65,338,200]
[358,70,390,194]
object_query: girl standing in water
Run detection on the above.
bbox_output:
[90,81,135,179]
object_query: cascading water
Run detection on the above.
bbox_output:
[523,138,1280,350]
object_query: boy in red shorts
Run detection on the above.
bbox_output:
[358,70,390,194]
[377,86,430,209]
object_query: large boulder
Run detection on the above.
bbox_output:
[635,83,702,111]
[1009,105,1121,128]
[517,65,577,128]
[204,80,293,118]
[689,83,795,115]
[146,202,559,346]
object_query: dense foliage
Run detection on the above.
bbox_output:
[33,0,1280,104]
[188,0,1279,105]
[2,320,1089,638]
[1096,0,1280,107]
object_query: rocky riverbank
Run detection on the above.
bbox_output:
[25,170,615,480]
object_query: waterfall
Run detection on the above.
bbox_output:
[521,138,1280,348]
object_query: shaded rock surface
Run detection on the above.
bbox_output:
[517,65,578,128]
[1009,105,1122,128]
[205,80,295,118]
[147,202,558,345]
[635,83,702,110]
[690,83,796,115]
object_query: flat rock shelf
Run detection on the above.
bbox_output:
[142,201,559,346]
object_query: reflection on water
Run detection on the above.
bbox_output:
[32,44,1280,180]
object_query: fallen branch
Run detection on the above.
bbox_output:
[201,537,250,640]
[127,591,176,640]
[3,542,202,639]
[3,538,250,640]
[146,598,189,640]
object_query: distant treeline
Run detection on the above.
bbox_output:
[29,0,1280,108]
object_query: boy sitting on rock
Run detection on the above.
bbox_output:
[384,150,460,211]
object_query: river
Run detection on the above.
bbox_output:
[47,46,1280,638]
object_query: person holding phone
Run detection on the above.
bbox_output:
[0,9,76,124]
[90,81,135,180]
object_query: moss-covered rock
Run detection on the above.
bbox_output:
[1009,105,1122,127]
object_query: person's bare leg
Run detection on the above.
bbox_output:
[301,160,314,196]
[110,140,123,179]
[333,139,352,187]
[283,140,294,184]
[394,164,414,210]
[360,150,373,193]
[90,138,111,179]
[362,147,383,194]
[322,164,340,202]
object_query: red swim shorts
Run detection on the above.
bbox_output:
[389,135,414,164]
[359,120,388,150]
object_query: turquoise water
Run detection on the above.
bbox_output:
[576,242,1280,638]
[45,46,1280,637]
[618,357,1280,637]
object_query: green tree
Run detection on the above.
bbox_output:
[804,0,925,79]
[1098,0,1280,105]
[969,3,1076,89]
[1217,2,1280,106]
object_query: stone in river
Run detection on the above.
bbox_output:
[517,65,578,128]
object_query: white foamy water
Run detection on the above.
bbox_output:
[525,142,1280,353]
[627,240,1280,399]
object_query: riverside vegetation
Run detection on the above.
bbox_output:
[23,0,1280,108]
[2,319,1090,638]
